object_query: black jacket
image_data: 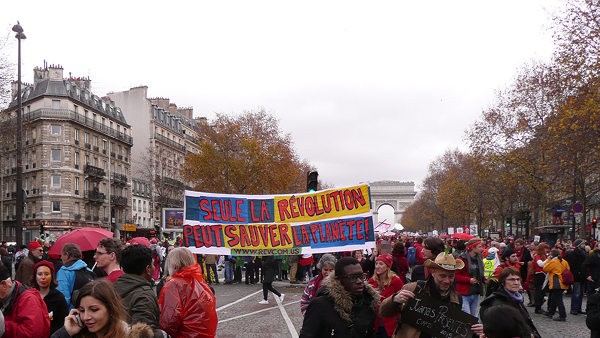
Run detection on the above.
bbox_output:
[587,291,600,338]
[565,247,587,283]
[479,288,540,338]
[300,274,379,338]
[43,287,69,336]
[583,251,600,281]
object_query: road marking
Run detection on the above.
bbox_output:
[215,290,262,312]
[218,300,300,324]
[275,295,299,338]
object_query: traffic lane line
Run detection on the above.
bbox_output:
[218,300,300,324]
[275,294,299,338]
[216,289,262,312]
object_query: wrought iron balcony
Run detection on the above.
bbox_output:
[84,190,105,203]
[110,195,128,207]
[84,164,106,178]
[111,172,128,185]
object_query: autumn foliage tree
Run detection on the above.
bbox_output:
[183,108,317,195]
[405,1,600,239]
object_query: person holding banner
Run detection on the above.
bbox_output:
[368,254,403,338]
[379,252,485,338]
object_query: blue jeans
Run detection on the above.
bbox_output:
[571,282,584,312]
[224,261,234,282]
[462,294,479,316]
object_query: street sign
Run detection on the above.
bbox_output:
[573,203,584,213]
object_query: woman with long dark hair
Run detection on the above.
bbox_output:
[411,237,445,282]
[51,279,153,338]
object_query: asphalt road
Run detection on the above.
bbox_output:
[213,278,593,337]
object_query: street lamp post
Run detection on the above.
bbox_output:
[12,22,26,247]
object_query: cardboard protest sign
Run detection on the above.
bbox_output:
[182,184,375,255]
[402,293,478,338]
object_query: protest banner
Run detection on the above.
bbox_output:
[402,293,478,338]
[182,184,375,255]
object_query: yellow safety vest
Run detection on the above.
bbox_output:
[483,258,495,278]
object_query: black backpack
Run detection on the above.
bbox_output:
[71,267,96,305]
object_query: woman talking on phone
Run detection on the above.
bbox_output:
[51,279,155,338]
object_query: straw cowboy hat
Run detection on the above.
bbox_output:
[424,252,465,271]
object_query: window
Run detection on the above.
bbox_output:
[52,100,61,109]
[75,177,79,194]
[52,201,61,212]
[85,133,89,144]
[51,149,61,162]
[51,175,61,188]
[75,152,79,166]
[93,136,98,147]
[84,155,90,165]
[51,125,61,135]
[102,140,107,152]
[74,129,79,141]
[74,105,78,113]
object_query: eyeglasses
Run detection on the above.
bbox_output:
[94,250,108,256]
[339,273,367,283]
[505,277,521,283]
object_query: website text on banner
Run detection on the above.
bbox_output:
[183,184,375,255]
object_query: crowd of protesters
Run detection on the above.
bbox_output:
[0,232,597,337]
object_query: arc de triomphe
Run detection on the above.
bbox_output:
[370,180,416,227]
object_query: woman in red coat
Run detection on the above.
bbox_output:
[368,254,404,338]
[159,247,217,338]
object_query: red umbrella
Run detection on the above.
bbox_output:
[452,233,474,240]
[440,234,451,239]
[128,237,151,247]
[48,227,113,259]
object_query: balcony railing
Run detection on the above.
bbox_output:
[93,216,100,222]
[85,143,91,149]
[155,175,185,188]
[84,164,106,178]
[74,214,82,220]
[84,190,105,203]
[155,196,184,207]
[154,133,186,152]
[85,215,92,221]
[110,195,128,207]
[111,172,128,185]
[93,146,99,152]
[22,108,133,145]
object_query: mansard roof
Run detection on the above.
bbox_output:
[11,78,130,127]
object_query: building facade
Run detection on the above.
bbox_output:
[0,65,133,242]
[107,87,202,236]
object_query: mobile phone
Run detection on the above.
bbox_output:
[75,313,84,327]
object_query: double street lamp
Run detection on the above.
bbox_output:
[13,22,26,246]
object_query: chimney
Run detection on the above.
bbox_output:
[48,64,64,81]
[33,66,49,85]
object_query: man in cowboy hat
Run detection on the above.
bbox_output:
[380,252,484,338]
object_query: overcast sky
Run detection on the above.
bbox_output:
[2,1,560,222]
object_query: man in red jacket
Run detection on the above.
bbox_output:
[0,265,50,337]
